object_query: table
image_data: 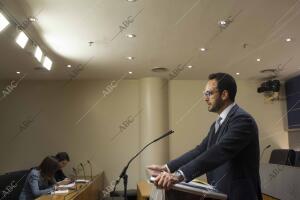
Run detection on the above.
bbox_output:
[36,173,104,200]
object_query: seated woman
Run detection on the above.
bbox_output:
[54,152,71,183]
[19,156,59,200]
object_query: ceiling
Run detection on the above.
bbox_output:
[1,0,300,80]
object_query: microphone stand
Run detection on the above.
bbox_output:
[260,144,271,161]
[80,163,87,180]
[87,160,93,181]
[113,129,174,200]
[72,167,78,191]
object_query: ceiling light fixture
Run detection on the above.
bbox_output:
[67,64,72,68]
[127,56,134,60]
[16,71,20,74]
[187,65,193,69]
[218,18,232,29]
[43,56,52,70]
[219,20,226,25]
[28,17,37,22]
[34,46,43,62]
[16,31,29,48]
[200,48,207,52]
[126,34,136,38]
[0,13,9,31]
[285,38,292,42]
[236,72,240,75]
[129,71,133,74]
[127,0,137,2]
[256,58,261,62]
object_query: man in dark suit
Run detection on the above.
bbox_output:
[148,72,262,200]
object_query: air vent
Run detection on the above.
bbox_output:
[151,67,169,73]
[34,66,47,71]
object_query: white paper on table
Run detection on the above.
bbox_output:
[51,189,69,195]
[58,182,76,189]
[75,179,89,183]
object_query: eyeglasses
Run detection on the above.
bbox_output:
[203,90,218,97]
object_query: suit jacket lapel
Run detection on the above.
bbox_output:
[216,104,239,143]
[207,123,216,149]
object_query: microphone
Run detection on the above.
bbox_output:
[72,167,78,191]
[113,129,174,200]
[80,163,87,180]
[260,144,271,161]
[87,160,93,181]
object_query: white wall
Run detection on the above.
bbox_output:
[0,79,292,189]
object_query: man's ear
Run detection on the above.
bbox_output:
[221,90,229,100]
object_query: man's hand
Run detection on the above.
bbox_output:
[154,171,183,190]
[146,164,169,177]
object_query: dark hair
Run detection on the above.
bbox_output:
[38,156,60,180]
[55,152,70,162]
[208,72,237,102]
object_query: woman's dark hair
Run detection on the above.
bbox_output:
[55,152,70,162]
[38,156,60,180]
[208,72,237,102]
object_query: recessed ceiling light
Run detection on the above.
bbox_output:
[0,13,10,32]
[285,37,292,42]
[236,72,240,75]
[127,56,134,60]
[67,64,72,68]
[256,58,261,62]
[187,65,193,69]
[43,56,52,70]
[219,20,226,25]
[16,71,20,74]
[126,34,136,38]
[128,71,133,74]
[28,17,37,22]
[200,48,207,51]
[16,31,29,48]
[34,46,43,62]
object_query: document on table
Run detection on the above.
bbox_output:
[58,182,76,189]
[51,190,69,195]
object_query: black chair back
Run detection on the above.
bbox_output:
[269,149,295,166]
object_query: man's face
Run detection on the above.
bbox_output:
[59,160,69,169]
[203,79,224,113]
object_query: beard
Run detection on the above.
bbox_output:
[208,97,223,113]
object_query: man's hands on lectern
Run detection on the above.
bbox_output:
[147,165,183,190]
[153,171,182,190]
[147,165,169,177]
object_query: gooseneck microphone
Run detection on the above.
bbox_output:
[260,144,271,161]
[87,160,93,181]
[80,163,87,180]
[72,167,78,191]
[113,129,174,200]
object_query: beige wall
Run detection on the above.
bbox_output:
[0,79,293,189]
[0,80,140,189]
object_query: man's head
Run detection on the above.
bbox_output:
[203,73,237,114]
[55,152,70,169]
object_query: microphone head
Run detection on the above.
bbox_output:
[72,168,77,174]
[266,145,271,149]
